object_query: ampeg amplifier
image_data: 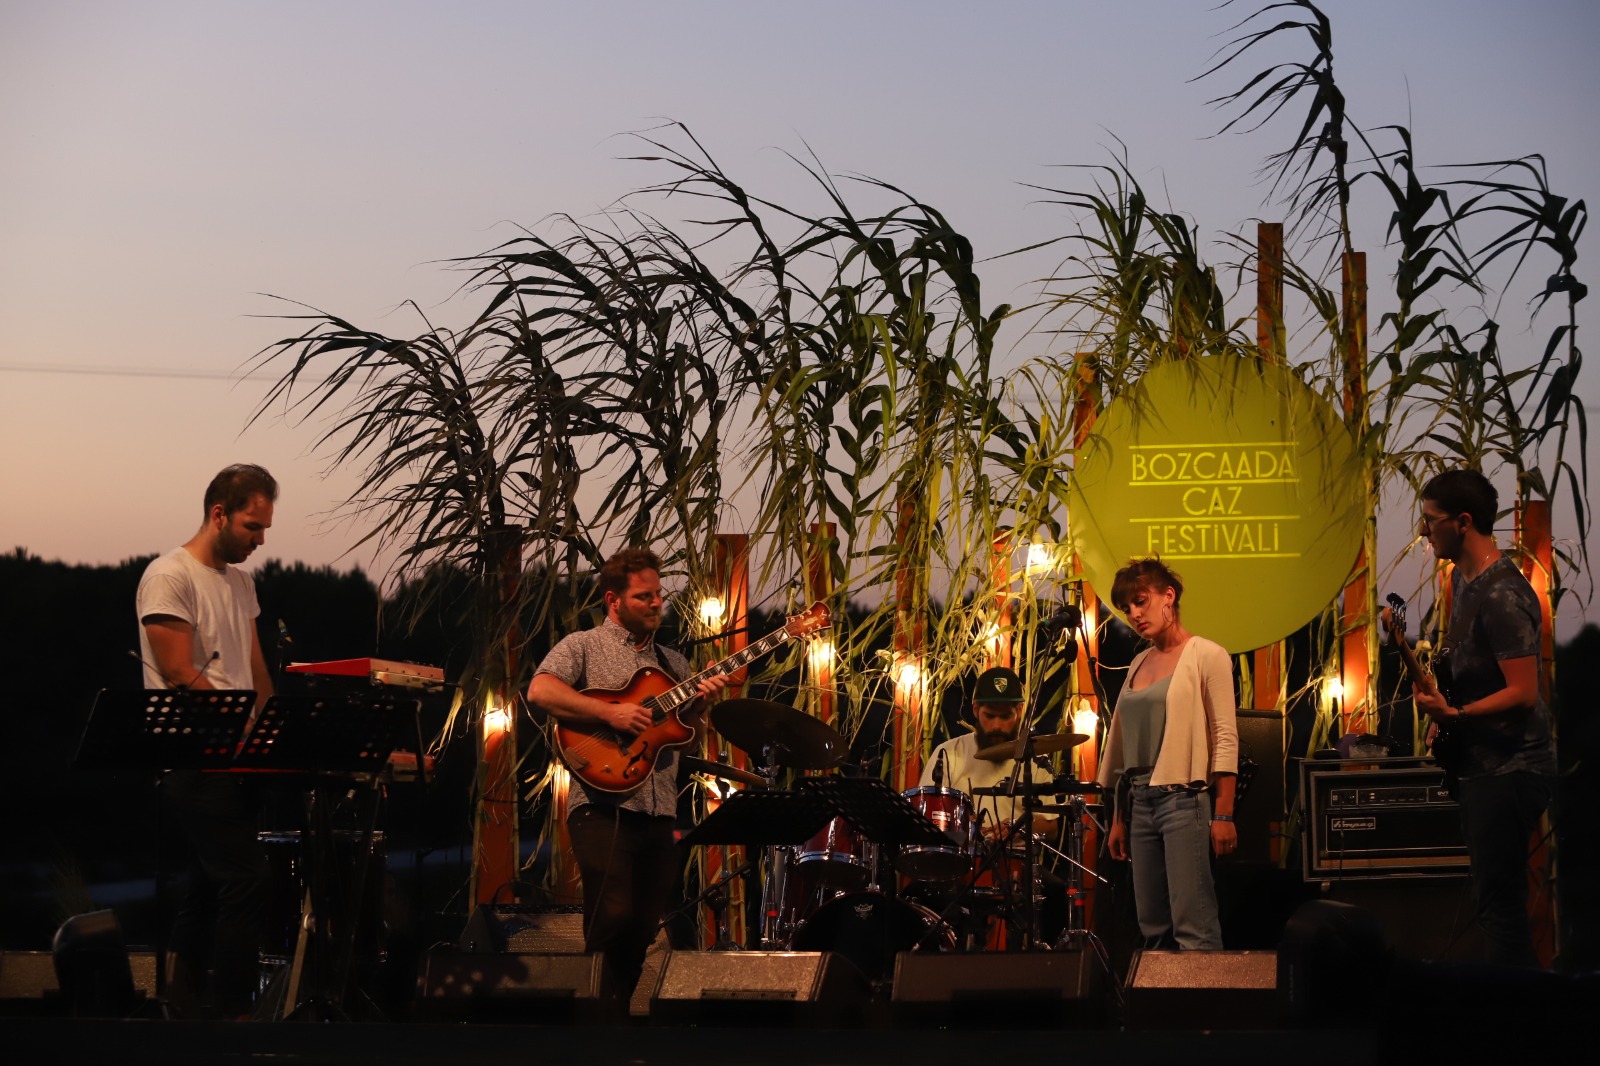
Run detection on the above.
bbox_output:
[1301,757,1468,879]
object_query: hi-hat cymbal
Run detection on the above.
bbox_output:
[710,699,848,770]
[681,755,768,789]
[973,732,1091,763]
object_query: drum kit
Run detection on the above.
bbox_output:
[682,698,1107,982]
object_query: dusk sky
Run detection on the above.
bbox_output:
[3,0,1596,637]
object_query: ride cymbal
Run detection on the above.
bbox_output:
[710,699,848,770]
[973,732,1090,763]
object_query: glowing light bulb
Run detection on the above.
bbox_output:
[1324,678,1345,705]
[698,596,726,627]
[1026,541,1055,572]
[483,706,513,734]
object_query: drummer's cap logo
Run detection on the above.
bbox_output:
[974,666,1024,704]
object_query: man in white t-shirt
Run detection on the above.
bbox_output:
[920,666,1055,836]
[137,463,277,1019]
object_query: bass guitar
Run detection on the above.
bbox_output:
[1381,593,1459,795]
[554,602,832,794]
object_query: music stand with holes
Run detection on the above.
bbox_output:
[237,691,415,1022]
[73,688,258,1015]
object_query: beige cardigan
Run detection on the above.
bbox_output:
[1097,635,1238,789]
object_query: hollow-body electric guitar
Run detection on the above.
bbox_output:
[1381,593,1459,795]
[554,602,832,794]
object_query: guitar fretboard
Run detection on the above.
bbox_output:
[642,626,797,720]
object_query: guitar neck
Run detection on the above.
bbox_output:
[647,627,794,714]
[1393,638,1436,697]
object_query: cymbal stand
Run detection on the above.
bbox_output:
[1048,792,1109,948]
[757,746,788,949]
[1002,730,1045,950]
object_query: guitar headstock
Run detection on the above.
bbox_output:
[785,601,833,638]
[1381,593,1406,646]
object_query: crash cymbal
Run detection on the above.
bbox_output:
[710,699,848,770]
[681,755,768,789]
[973,732,1090,763]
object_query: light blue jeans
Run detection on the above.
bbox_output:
[1128,783,1223,950]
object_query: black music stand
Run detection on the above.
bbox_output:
[679,788,834,849]
[243,691,415,1022]
[75,688,256,771]
[74,688,257,1016]
[800,776,954,849]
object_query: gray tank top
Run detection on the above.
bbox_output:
[1118,674,1172,785]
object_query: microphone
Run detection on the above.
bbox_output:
[183,650,220,689]
[933,748,947,788]
[127,648,217,689]
[1043,603,1082,660]
[1041,603,1081,635]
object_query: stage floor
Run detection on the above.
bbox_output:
[7,1018,1401,1066]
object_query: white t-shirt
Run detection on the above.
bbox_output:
[136,547,260,691]
[918,730,1056,830]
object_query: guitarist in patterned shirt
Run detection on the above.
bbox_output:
[528,548,730,1009]
[1413,469,1555,967]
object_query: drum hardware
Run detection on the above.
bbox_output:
[681,755,769,790]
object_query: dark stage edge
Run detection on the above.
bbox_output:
[1,1020,1552,1066]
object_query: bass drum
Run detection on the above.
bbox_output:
[790,891,954,982]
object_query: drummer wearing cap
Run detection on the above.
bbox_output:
[920,666,1057,838]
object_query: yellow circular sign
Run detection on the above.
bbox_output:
[1067,355,1365,653]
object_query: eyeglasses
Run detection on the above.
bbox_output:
[1417,512,1461,535]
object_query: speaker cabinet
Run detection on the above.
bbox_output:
[649,950,869,1027]
[1236,708,1287,863]
[1322,877,1485,963]
[456,904,667,1017]
[890,950,1107,1028]
[415,949,607,1024]
[1123,950,1281,1029]
[459,904,586,953]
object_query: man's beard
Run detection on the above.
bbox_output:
[977,727,1018,750]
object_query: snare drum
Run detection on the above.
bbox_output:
[899,786,975,881]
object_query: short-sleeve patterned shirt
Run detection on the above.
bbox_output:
[1444,555,1556,779]
[535,616,692,816]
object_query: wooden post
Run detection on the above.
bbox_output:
[1253,223,1288,715]
[806,522,839,728]
[989,528,1014,670]
[700,533,751,948]
[892,487,926,791]
[1339,252,1376,735]
[1516,499,1558,967]
[473,526,523,905]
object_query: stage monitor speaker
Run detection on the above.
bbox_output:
[459,904,586,953]
[415,948,607,1024]
[1123,950,1282,1029]
[649,950,869,1027]
[457,904,668,1018]
[52,911,147,1017]
[890,950,1107,1028]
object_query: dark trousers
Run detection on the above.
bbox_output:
[162,770,271,1014]
[567,805,679,1006]
[1457,771,1551,967]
